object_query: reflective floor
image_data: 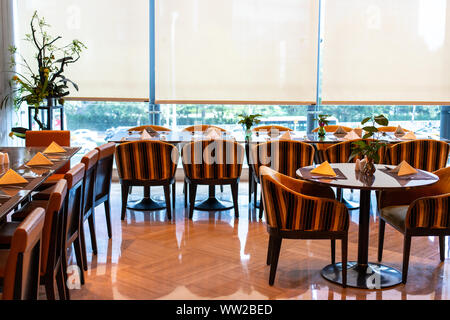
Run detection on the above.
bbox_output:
[64,183,449,300]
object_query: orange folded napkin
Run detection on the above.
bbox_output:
[394,125,405,136]
[334,126,347,135]
[353,127,363,138]
[43,142,66,154]
[26,152,53,166]
[400,131,417,140]
[279,131,292,140]
[310,161,337,177]
[390,161,418,176]
[344,130,360,141]
[205,129,221,140]
[0,169,28,185]
[141,130,152,140]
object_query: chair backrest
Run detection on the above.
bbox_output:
[182,125,226,132]
[325,139,388,164]
[25,130,71,174]
[252,125,293,132]
[182,140,244,180]
[40,179,67,277]
[250,140,315,180]
[115,141,179,181]
[312,125,352,133]
[63,163,86,243]
[378,126,411,133]
[260,166,349,232]
[388,139,450,172]
[94,143,115,204]
[81,149,99,218]
[2,208,45,300]
[128,125,171,132]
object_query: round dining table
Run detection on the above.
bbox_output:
[296,163,439,289]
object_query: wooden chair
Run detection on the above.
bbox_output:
[182,125,227,132]
[260,166,349,286]
[94,143,115,239]
[79,149,99,271]
[1,180,68,299]
[25,130,71,184]
[252,125,293,132]
[250,140,315,219]
[0,208,45,300]
[312,125,353,133]
[387,139,450,172]
[116,141,179,220]
[182,139,244,219]
[129,125,171,132]
[378,166,450,283]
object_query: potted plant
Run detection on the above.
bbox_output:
[349,114,389,176]
[314,114,330,137]
[1,11,86,131]
[237,113,262,140]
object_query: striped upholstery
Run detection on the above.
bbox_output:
[407,195,450,229]
[252,125,293,132]
[115,141,179,181]
[388,140,449,172]
[312,125,352,133]
[182,140,244,180]
[129,125,171,132]
[182,125,226,132]
[260,166,349,232]
[325,139,388,164]
[251,140,315,181]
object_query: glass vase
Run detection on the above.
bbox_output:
[362,158,376,177]
[318,125,326,137]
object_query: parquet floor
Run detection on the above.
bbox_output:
[66,182,450,300]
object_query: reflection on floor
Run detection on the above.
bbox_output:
[65,182,449,300]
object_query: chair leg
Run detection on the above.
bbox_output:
[378,219,385,262]
[73,238,86,284]
[331,239,336,264]
[249,176,253,204]
[342,236,348,288]
[231,182,239,218]
[259,191,264,219]
[439,235,446,262]
[184,180,188,208]
[172,182,176,209]
[253,181,258,212]
[56,263,67,300]
[266,235,273,266]
[337,188,343,202]
[121,184,129,221]
[164,185,172,220]
[220,185,224,193]
[402,235,412,284]
[104,199,112,239]
[79,222,88,272]
[88,213,98,255]
[269,236,282,286]
[188,183,198,220]
[61,252,70,300]
[44,276,56,300]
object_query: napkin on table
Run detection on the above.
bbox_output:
[334,126,347,135]
[26,152,53,166]
[310,161,337,177]
[0,169,28,185]
[141,130,152,140]
[279,131,292,140]
[43,142,66,154]
[344,130,360,141]
[353,127,363,138]
[394,125,405,136]
[390,160,418,176]
[205,129,221,140]
[400,132,417,140]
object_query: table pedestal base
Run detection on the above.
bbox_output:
[195,198,233,211]
[321,262,402,289]
[127,198,166,211]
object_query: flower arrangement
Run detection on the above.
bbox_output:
[1,11,86,130]
[314,114,330,137]
[237,113,262,139]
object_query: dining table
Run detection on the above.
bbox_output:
[296,163,440,289]
[0,146,80,219]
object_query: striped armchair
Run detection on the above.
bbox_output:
[182,140,244,219]
[387,139,449,172]
[115,141,179,220]
[378,166,450,284]
[325,139,388,164]
[250,140,315,219]
[260,166,349,286]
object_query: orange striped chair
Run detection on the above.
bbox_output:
[182,140,244,219]
[115,141,179,220]
[387,139,449,172]
[250,140,315,219]
[378,166,450,283]
[129,125,171,132]
[260,166,349,287]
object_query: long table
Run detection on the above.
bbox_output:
[0,147,80,218]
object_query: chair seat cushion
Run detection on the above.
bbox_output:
[10,201,48,222]
[0,222,20,245]
[380,205,409,232]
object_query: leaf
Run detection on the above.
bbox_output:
[361,117,371,125]
[363,133,373,139]
[374,115,389,126]
[362,126,377,133]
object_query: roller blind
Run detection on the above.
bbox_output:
[155,0,319,104]
[15,0,149,100]
[322,0,450,104]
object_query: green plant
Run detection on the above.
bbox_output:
[314,114,330,127]
[1,11,86,130]
[237,113,262,132]
[350,114,389,164]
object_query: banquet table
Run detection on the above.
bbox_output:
[296,163,439,289]
[0,146,80,219]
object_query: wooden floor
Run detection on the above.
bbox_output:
[64,182,449,300]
